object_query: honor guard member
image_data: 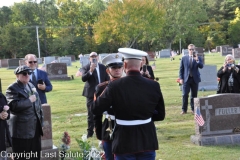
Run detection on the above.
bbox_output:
[92,48,165,160]
[93,53,124,160]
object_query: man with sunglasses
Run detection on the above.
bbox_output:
[6,65,43,160]
[93,53,124,160]
[81,52,109,138]
[25,54,52,104]
[179,44,204,114]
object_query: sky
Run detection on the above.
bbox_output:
[0,0,23,7]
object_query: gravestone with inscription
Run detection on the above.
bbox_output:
[216,46,221,52]
[0,59,8,68]
[220,46,233,56]
[41,104,59,160]
[8,59,22,69]
[233,48,240,59]
[191,94,240,146]
[19,59,25,66]
[159,49,171,58]
[58,57,72,66]
[46,63,71,80]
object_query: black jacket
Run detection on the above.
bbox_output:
[0,93,11,151]
[92,71,165,154]
[6,80,43,139]
[82,63,109,98]
[217,66,240,93]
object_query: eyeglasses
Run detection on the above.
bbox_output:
[21,72,32,76]
[28,61,37,64]
[90,56,97,58]
[189,49,194,51]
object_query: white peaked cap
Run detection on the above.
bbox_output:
[118,48,148,60]
[102,53,123,67]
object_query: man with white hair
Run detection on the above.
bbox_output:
[92,48,165,160]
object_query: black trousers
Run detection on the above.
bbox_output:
[12,121,41,160]
[86,97,94,137]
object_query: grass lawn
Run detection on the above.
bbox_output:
[1,52,240,160]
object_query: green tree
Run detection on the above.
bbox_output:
[94,0,165,49]
[228,7,240,47]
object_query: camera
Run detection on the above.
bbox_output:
[37,79,44,84]
[142,65,147,72]
[193,51,196,57]
[92,58,97,64]
[227,63,234,67]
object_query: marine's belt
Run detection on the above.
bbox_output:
[116,118,151,126]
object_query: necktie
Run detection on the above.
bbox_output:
[32,72,37,86]
[189,56,193,77]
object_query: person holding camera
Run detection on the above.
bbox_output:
[217,54,240,93]
[25,54,53,104]
[179,44,204,114]
[140,56,155,80]
[81,52,109,138]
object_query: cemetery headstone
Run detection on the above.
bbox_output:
[233,48,240,59]
[44,57,56,65]
[80,57,90,68]
[216,46,221,52]
[0,59,8,68]
[41,104,59,160]
[46,63,71,80]
[66,55,76,62]
[220,45,232,56]
[8,59,22,69]
[159,49,171,58]
[198,65,218,91]
[19,60,25,66]
[58,57,72,66]
[191,94,240,146]
[37,58,43,64]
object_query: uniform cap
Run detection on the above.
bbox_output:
[90,52,98,57]
[118,48,148,60]
[102,53,123,68]
[14,65,32,75]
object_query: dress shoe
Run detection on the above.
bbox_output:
[87,134,93,138]
[180,111,187,114]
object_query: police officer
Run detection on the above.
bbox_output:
[92,48,165,160]
[93,53,124,160]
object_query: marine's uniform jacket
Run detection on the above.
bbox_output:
[94,80,115,141]
[92,71,165,154]
[6,80,43,139]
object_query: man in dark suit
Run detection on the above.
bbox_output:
[92,48,165,160]
[25,54,53,104]
[81,52,109,138]
[6,65,43,160]
[179,44,204,114]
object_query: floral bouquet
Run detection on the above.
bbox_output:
[76,134,104,160]
[60,132,71,160]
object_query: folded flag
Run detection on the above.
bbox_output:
[194,107,205,126]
